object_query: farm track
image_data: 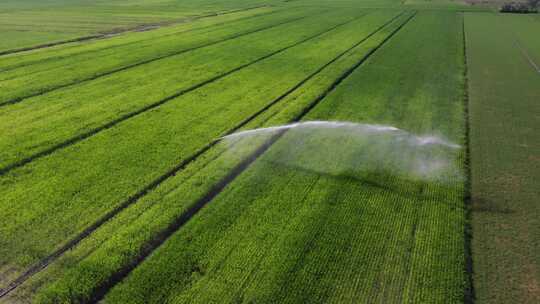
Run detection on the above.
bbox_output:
[0,13,360,176]
[0,5,271,57]
[0,8,289,74]
[0,11,414,299]
[87,11,416,303]
[0,12,312,107]
[462,14,475,304]
[513,36,540,73]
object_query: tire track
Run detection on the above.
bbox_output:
[0,11,415,300]
[462,14,476,304]
[0,5,271,57]
[0,13,370,298]
[0,13,358,177]
[0,12,313,107]
[213,10,409,136]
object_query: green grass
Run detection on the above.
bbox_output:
[465,12,540,304]
[0,9,404,293]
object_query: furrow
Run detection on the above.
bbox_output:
[0,8,288,74]
[0,13,312,107]
[289,11,417,121]
[513,36,540,73]
[462,13,476,304]
[0,13,355,176]
[0,5,270,57]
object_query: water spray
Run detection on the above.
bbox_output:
[220,121,463,192]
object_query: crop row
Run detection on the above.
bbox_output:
[1,10,411,303]
[0,8,350,172]
[98,11,467,303]
[0,5,277,71]
[0,6,312,105]
[0,0,271,54]
[0,10,401,296]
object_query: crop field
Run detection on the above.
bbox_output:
[0,0,538,303]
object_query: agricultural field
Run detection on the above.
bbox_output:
[0,0,538,303]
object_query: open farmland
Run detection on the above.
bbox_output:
[0,0,538,303]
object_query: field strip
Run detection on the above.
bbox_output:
[466,12,540,303]
[462,14,475,304]
[0,12,412,298]
[0,14,361,176]
[0,10,347,171]
[0,13,314,107]
[0,9,291,75]
[86,12,417,302]
[215,11,410,138]
[0,8,315,105]
[0,34,104,57]
[0,5,271,57]
[0,8,302,79]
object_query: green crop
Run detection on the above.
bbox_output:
[1,0,534,302]
[0,10,400,297]
[102,11,467,304]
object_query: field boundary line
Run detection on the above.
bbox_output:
[462,13,476,304]
[0,8,292,74]
[0,5,272,57]
[0,13,363,177]
[0,13,372,298]
[0,12,316,107]
[86,11,417,303]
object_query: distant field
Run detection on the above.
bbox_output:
[0,0,538,303]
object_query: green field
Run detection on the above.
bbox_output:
[0,0,538,303]
[465,12,540,304]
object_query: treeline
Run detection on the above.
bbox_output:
[500,0,539,13]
